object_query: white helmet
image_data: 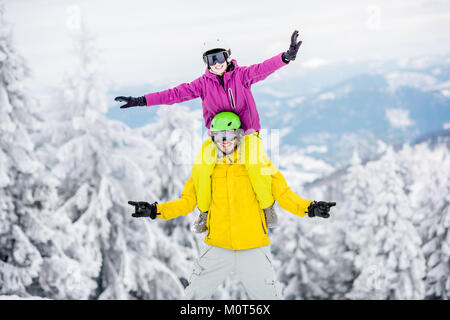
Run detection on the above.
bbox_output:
[202,38,231,63]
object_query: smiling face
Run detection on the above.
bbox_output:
[212,130,239,154]
[209,61,227,75]
[216,137,238,154]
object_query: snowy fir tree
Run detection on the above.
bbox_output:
[343,147,426,299]
[137,106,201,239]
[301,141,450,300]
[0,6,58,297]
[31,23,190,299]
[401,143,450,299]
[270,185,354,299]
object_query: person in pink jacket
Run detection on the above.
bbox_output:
[115,30,302,230]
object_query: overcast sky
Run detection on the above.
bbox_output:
[4,0,450,95]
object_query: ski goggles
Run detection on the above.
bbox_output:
[211,130,238,142]
[203,50,229,66]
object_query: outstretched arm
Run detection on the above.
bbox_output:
[239,30,302,87]
[115,77,203,108]
[156,176,198,220]
[271,169,336,218]
[271,169,312,218]
[144,77,203,106]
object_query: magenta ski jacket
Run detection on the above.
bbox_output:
[144,52,288,134]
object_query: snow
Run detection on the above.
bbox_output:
[278,146,335,187]
[287,96,305,108]
[303,145,328,155]
[441,89,450,98]
[385,108,414,128]
[314,84,352,105]
[318,92,336,101]
[385,72,438,92]
[0,295,49,300]
[256,86,292,99]
[300,58,329,69]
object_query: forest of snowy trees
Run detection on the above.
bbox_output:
[0,7,448,300]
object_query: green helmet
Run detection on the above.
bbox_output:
[210,112,241,132]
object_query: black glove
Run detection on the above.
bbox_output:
[128,201,159,219]
[282,30,302,62]
[307,201,336,218]
[115,96,147,109]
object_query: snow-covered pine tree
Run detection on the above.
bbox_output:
[403,142,450,299]
[35,22,190,299]
[0,5,58,297]
[137,107,212,289]
[344,147,426,299]
[137,106,201,237]
[271,187,354,299]
[269,148,350,299]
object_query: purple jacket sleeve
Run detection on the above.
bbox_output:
[239,52,288,87]
[144,77,203,106]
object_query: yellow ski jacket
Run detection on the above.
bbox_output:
[156,152,312,250]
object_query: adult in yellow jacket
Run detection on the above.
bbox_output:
[158,154,314,250]
[128,114,336,299]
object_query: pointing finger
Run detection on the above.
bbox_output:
[114,96,128,102]
[328,202,336,207]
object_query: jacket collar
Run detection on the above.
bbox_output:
[217,148,239,164]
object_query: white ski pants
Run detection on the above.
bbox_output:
[184,245,283,300]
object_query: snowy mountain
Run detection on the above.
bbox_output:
[107,54,450,173]
[255,56,450,168]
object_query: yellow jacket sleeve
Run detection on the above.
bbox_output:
[156,176,197,220]
[271,169,312,217]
